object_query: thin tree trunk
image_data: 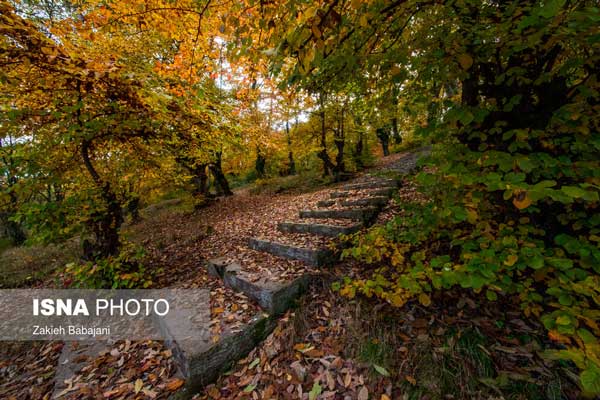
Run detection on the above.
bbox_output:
[377,127,390,156]
[285,121,296,175]
[255,146,266,178]
[317,93,334,176]
[333,107,345,181]
[209,151,233,196]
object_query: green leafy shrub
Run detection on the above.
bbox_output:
[337,2,600,395]
[65,242,152,289]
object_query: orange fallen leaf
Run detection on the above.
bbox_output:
[166,378,185,391]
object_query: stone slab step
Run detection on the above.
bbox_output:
[247,238,334,266]
[158,289,277,399]
[340,196,388,208]
[317,199,336,207]
[298,207,378,223]
[368,187,397,197]
[278,221,362,237]
[342,181,398,190]
[207,258,311,315]
[330,191,349,198]
[168,314,276,399]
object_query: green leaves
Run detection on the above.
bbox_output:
[373,364,390,377]
[581,365,600,395]
[538,0,567,19]
[308,382,322,400]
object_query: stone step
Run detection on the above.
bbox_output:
[330,191,349,198]
[340,196,388,208]
[247,238,335,267]
[342,181,398,190]
[278,221,362,237]
[369,187,397,197]
[167,313,276,399]
[298,207,378,223]
[317,199,336,207]
[207,258,310,315]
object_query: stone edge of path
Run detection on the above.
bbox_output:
[168,313,277,399]
[206,257,312,315]
[277,221,362,237]
[298,207,379,224]
[247,237,335,267]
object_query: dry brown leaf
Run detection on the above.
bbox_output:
[166,378,185,391]
[358,386,369,400]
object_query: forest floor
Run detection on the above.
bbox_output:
[0,150,581,400]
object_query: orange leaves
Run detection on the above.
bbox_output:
[512,190,532,210]
[165,378,185,391]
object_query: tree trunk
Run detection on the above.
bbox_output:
[391,87,402,144]
[318,94,334,176]
[255,146,266,178]
[191,163,209,196]
[377,127,390,156]
[81,140,123,260]
[209,151,233,196]
[333,107,345,181]
[391,117,401,144]
[0,211,26,245]
[353,116,364,168]
[285,121,296,175]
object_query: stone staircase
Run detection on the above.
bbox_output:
[172,172,411,397]
[52,149,427,399]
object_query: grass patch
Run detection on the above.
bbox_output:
[0,237,13,255]
[0,240,80,288]
[340,298,578,400]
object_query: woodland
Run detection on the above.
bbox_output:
[0,0,599,399]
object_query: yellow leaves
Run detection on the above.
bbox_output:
[390,65,402,76]
[390,250,404,267]
[311,24,321,39]
[418,292,432,307]
[457,53,473,70]
[512,190,532,210]
[339,285,356,299]
[351,0,363,10]
[359,14,369,28]
[466,208,478,224]
[504,254,518,266]
[387,292,406,307]
[134,378,143,394]
[300,46,316,74]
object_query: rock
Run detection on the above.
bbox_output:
[207,258,311,315]
[247,238,335,267]
[298,207,379,223]
[277,221,362,237]
[342,180,398,190]
[317,199,336,207]
[340,196,388,208]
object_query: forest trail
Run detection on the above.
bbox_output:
[50,148,427,399]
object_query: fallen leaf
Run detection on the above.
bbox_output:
[134,379,143,394]
[358,386,369,400]
[166,378,185,391]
